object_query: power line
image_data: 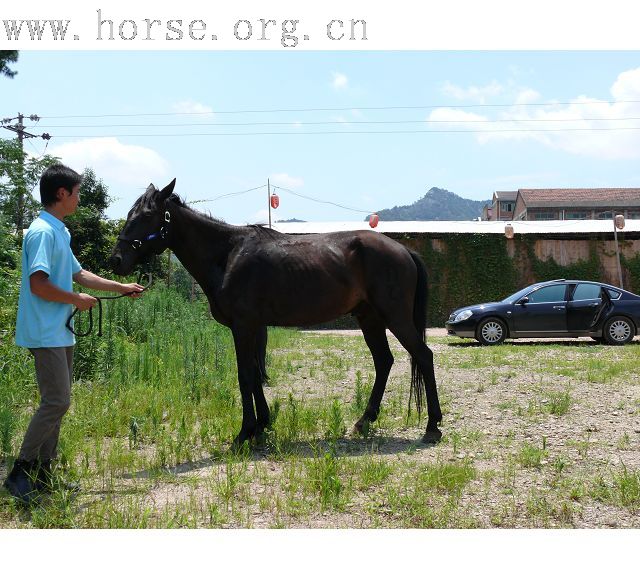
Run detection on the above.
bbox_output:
[189,185,267,204]
[273,185,374,215]
[32,116,640,129]
[38,98,640,119]
[46,126,640,138]
[186,183,374,216]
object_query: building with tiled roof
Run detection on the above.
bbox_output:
[485,188,640,221]
[484,191,518,221]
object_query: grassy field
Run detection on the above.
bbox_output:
[1,286,639,528]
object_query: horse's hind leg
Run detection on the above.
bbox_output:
[387,321,443,443]
[354,308,394,435]
[253,325,270,436]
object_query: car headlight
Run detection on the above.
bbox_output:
[453,309,473,322]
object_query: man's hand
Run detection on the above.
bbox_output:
[74,293,98,311]
[120,282,145,298]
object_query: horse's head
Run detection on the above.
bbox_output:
[110,178,176,275]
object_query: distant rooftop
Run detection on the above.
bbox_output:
[519,188,640,208]
[493,190,518,201]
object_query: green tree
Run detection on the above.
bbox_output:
[0,215,20,331]
[0,137,58,234]
[0,215,19,270]
[66,168,118,275]
[0,51,18,78]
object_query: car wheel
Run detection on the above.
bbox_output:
[603,316,635,345]
[476,317,507,346]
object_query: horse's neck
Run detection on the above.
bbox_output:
[167,203,237,291]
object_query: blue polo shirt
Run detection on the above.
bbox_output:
[15,210,83,348]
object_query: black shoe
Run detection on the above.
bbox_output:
[35,460,80,494]
[3,459,37,505]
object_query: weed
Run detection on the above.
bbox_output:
[617,433,631,451]
[544,390,572,416]
[307,445,345,510]
[517,442,547,469]
[325,399,346,441]
[355,454,393,490]
[352,370,367,415]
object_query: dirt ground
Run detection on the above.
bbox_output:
[2,328,639,528]
[293,329,640,528]
[132,329,640,528]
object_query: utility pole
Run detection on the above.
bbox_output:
[267,178,272,229]
[612,210,625,289]
[1,113,51,235]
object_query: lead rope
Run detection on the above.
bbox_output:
[65,271,154,337]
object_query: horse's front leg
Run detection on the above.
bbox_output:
[231,325,259,449]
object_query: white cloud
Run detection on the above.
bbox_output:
[611,68,640,100]
[331,72,348,90]
[331,115,350,125]
[269,172,304,189]
[514,88,541,104]
[49,138,169,186]
[433,67,640,160]
[48,138,170,217]
[250,208,271,224]
[441,80,504,103]
[428,108,488,124]
[172,99,214,116]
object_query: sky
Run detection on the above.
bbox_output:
[3,50,640,224]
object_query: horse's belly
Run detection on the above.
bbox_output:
[265,285,360,326]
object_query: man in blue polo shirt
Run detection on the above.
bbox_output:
[4,163,144,504]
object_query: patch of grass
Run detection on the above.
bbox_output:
[306,445,348,510]
[617,433,632,451]
[544,390,572,416]
[324,399,346,441]
[517,442,547,469]
[351,370,367,416]
[591,466,640,510]
[380,460,477,528]
[354,454,393,490]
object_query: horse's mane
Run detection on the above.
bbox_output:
[170,194,282,238]
[167,193,228,226]
[132,188,282,238]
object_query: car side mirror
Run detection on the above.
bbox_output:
[516,296,530,305]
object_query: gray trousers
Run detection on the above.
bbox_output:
[18,346,73,462]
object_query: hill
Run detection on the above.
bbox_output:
[374,187,490,221]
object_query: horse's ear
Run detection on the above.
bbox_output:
[157,178,176,201]
[144,183,156,195]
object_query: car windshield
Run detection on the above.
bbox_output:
[501,284,538,303]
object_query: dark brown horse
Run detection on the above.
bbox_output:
[110,179,442,447]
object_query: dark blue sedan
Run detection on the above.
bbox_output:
[445,279,640,346]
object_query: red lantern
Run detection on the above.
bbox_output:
[270,193,280,209]
[369,213,379,228]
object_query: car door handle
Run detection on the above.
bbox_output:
[589,303,599,307]
[553,305,566,310]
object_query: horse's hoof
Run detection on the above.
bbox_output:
[353,418,371,437]
[421,428,442,444]
[230,436,250,454]
[253,430,267,446]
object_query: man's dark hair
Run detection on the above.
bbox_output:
[40,163,82,206]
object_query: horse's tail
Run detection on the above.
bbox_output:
[408,250,428,417]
